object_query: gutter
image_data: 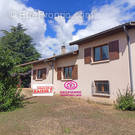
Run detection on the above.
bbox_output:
[123,25,134,93]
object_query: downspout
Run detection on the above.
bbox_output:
[123,25,134,93]
[51,58,55,84]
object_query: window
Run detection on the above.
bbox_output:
[95,81,109,94]
[94,47,100,61]
[94,45,109,61]
[33,68,46,80]
[37,69,43,79]
[64,66,72,79]
[57,65,78,80]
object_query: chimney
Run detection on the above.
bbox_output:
[53,53,56,57]
[61,45,66,54]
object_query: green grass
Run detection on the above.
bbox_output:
[0,96,135,135]
[64,128,71,134]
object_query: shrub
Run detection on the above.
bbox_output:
[116,89,135,111]
[0,46,23,112]
[0,80,23,112]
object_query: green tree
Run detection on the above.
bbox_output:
[0,46,23,111]
[0,23,41,87]
[0,23,40,64]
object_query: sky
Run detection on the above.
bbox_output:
[0,0,135,58]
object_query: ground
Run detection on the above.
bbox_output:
[0,96,135,135]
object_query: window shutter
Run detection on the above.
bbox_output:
[109,40,119,60]
[57,67,62,80]
[42,68,46,80]
[33,70,36,80]
[63,67,65,79]
[72,65,78,80]
[84,48,91,64]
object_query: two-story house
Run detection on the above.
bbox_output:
[21,22,135,103]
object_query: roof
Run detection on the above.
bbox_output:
[70,22,135,45]
[20,22,135,67]
[19,50,78,66]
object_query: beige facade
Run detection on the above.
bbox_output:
[28,25,135,104]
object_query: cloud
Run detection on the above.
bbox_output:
[0,0,135,58]
[54,11,83,43]
[72,0,135,41]
[43,0,135,57]
[0,0,82,57]
[0,0,46,56]
[46,11,83,54]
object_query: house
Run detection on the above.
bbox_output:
[20,22,135,103]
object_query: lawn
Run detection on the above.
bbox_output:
[0,96,135,135]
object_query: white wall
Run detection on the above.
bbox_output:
[31,29,135,103]
[31,62,53,88]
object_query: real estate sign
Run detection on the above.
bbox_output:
[32,84,54,96]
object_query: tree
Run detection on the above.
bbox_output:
[0,46,23,111]
[0,23,40,64]
[0,23,41,87]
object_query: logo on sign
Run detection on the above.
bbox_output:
[32,84,54,96]
[64,81,78,90]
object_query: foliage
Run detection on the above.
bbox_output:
[0,24,41,111]
[21,74,31,88]
[116,89,135,111]
[64,128,71,134]
[0,46,23,112]
[0,23,40,64]
[0,23,40,88]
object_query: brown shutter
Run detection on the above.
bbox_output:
[84,48,91,64]
[63,67,65,79]
[109,40,119,60]
[72,65,78,80]
[57,67,62,80]
[42,68,46,80]
[33,70,36,80]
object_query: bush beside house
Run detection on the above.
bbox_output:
[116,89,135,111]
